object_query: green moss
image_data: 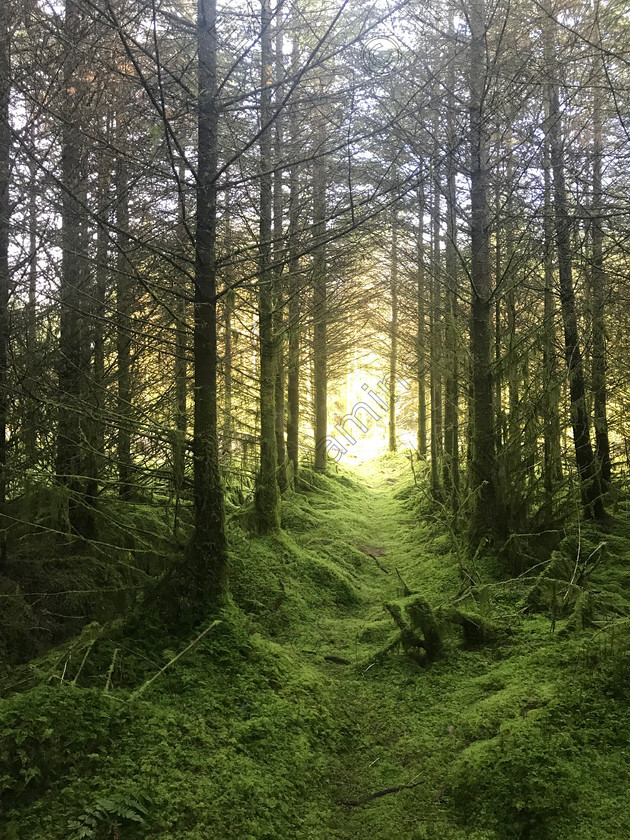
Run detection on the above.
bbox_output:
[4,456,630,839]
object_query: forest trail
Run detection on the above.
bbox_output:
[296,454,467,839]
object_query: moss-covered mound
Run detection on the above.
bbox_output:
[3,456,630,840]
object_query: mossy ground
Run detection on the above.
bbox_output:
[3,455,630,839]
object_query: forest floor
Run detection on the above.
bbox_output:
[4,454,630,839]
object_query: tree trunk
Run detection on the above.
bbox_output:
[430,160,442,497]
[443,61,459,501]
[590,63,611,485]
[542,136,561,515]
[172,161,188,531]
[388,204,398,453]
[25,134,38,468]
[85,143,109,505]
[254,0,281,530]
[116,148,133,500]
[286,34,301,482]
[417,177,427,457]
[468,0,498,540]
[0,1,10,565]
[543,5,604,519]
[56,0,88,537]
[312,120,327,473]
[190,0,228,602]
[273,18,287,491]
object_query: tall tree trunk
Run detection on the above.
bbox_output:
[0,0,10,565]
[590,63,611,485]
[312,120,327,473]
[190,0,228,602]
[388,204,398,453]
[115,148,133,500]
[542,136,561,515]
[221,185,233,463]
[505,145,518,446]
[286,34,301,482]
[85,143,109,505]
[25,136,38,468]
[254,0,281,530]
[172,160,188,533]
[443,57,459,501]
[430,160,443,497]
[273,18,287,491]
[56,0,88,537]
[468,0,498,540]
[417,177,427,457]
[222,289,233,456]
[543,5,604,519]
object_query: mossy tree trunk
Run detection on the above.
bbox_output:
[190,0,228,603]
[172,160,189,528]
[85,140,110,506]
[0,0,9,565]
[273,17,287,492]
[389,203,398,453]
[286,34,301,483]
[542,136,562,516]
[25,126,39,470]
[543,2,604,520]
[254,0,281,531]
[468,0,499,541]
[430,155,443,497]
[443,48,459,503]
[115,144,133,501]
[56,0,92,538]
[312,117,328,474]
[590,55,611,486]
[417,177,427,458]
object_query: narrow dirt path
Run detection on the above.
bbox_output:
[303,455,458,839]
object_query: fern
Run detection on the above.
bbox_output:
[68,793,149,839]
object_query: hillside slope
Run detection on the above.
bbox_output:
[3,456,630,840]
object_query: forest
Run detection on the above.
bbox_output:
[2,0,630,837]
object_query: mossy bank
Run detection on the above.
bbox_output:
[3,455,630,839]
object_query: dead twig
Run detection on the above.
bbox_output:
[337,781,422,807]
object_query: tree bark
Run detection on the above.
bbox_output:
[468,0,498,540]
[443,58,459,501]
[0,0,10,564]
[190,0,228,602]
[430,159,442,497]
[56,0,90,537]
[273,17,287,491]
[254,0,281,530]
[543,3,604,519]
[25,130,38,469]
[590,61,611,485]
[115,147,133,500]
[542,136,561,515]
[172,160,188,530]
[388,204,398,453]
[85,141,109,505]
[417,177,427,457]
[312,119,327,474]
[286,34,301,482]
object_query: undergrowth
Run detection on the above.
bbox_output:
[2,456,630,839]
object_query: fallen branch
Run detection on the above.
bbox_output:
[369,554,390,574]
[395,568,413,597]
[337,781,422,807]
[129,620,220,700]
